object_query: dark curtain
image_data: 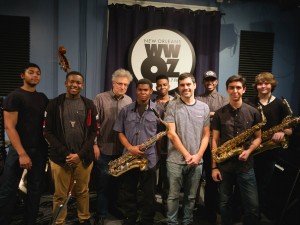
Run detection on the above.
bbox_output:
[105,4,221,98]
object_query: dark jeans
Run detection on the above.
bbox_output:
[254,153,276,213]
[218,168,259,225]
[0,146,47,225]
[157,153,169,201]
[118,168,156,225]
[94,153,121,218]
[202,147,218,222]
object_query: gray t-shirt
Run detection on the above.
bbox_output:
[164,98,210,164]
[63,98,85,153]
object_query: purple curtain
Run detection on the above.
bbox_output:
[105,4,221,98]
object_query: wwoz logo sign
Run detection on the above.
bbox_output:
[128,28,195,92]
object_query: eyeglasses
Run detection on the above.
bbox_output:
[115,82,129,87]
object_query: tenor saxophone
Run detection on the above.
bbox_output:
[212,105,267,163]
[108,109,169,177]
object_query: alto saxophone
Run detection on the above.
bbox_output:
[108,109,169,177]
[212,105,267,163]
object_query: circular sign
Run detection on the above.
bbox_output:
[128,28,196,92]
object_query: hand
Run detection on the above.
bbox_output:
[272,132,285,143]
[66,153,80,166]
[212,168,222,182]
[186,154,201,167]
[128,145,144,156]
[238,150,250,161]
[93,144,100,160]
[19,153,32,170]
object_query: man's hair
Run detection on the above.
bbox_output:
[178,73,196,84]
[136,78,153,89]
[226,74,246,88]
[22,63,41,74]
[112,68,133,82]
[66,71,84,81]
[155,74,169,82]
[253,72,278,92]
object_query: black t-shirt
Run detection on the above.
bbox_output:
[3,88,48,148]
[245,96,290,160]
[212,102,262,172]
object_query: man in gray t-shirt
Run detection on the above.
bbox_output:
[164,73,210,225]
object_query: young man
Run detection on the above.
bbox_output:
[93,68,133,225]
[113,78,160,225]
[245,72,292,218]
[154,74,174,206]
[197,70,228,224]
[44,71,98,225]
[164,73,210,225]
[0,63,49,225]
[211,75,262,225]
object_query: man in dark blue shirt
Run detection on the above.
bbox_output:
[113,78,160,225]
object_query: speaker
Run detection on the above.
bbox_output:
[267,158,300,225]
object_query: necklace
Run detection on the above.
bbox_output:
[70,121,76,128]
[259,95,272,106]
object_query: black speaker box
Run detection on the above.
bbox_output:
[267,158,300,225]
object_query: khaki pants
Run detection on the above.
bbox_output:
[50,160,93,224]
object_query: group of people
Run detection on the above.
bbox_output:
[0,62,293,225]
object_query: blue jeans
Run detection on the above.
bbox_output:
[0,146,47,225]
[94,154,121,218]
[218,168,260,225]
[166,162,202,225]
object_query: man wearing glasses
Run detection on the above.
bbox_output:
[93,69,133,225]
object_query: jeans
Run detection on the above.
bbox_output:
[218,167,259,225]
[202,146,218,222]
[118,168,156,225]
[94,154,121,218]
[0,146,47,225]
[166,162,202,225]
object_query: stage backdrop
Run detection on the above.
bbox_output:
[105,3,221,99]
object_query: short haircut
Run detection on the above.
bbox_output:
[22,63,41,74]
[253,72,278,92]
[155,74,169,82]
[136,78,153,89]
[178,73,196,84]
[112,68,133,82]
[66,71,84,82]
[226,75,246,88]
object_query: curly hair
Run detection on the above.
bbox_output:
[253,72,278,92]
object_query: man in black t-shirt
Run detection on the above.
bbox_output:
[0,63,49,225]
[211,75,262,225]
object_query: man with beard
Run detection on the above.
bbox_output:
[165,73,210,225]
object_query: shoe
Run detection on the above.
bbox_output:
[95,217,105,225]
[122,217,137,225]
[73,220,91,225]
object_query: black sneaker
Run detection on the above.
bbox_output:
[96,217,105,225]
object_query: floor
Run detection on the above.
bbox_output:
[10,189,275,225]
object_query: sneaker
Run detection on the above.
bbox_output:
[97,217,105,225]
[73,220,91,225]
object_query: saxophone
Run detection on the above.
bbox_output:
[253,116,300,155]
[253,98,299,155]
[212,105,267,163]
[108,109,169,177]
